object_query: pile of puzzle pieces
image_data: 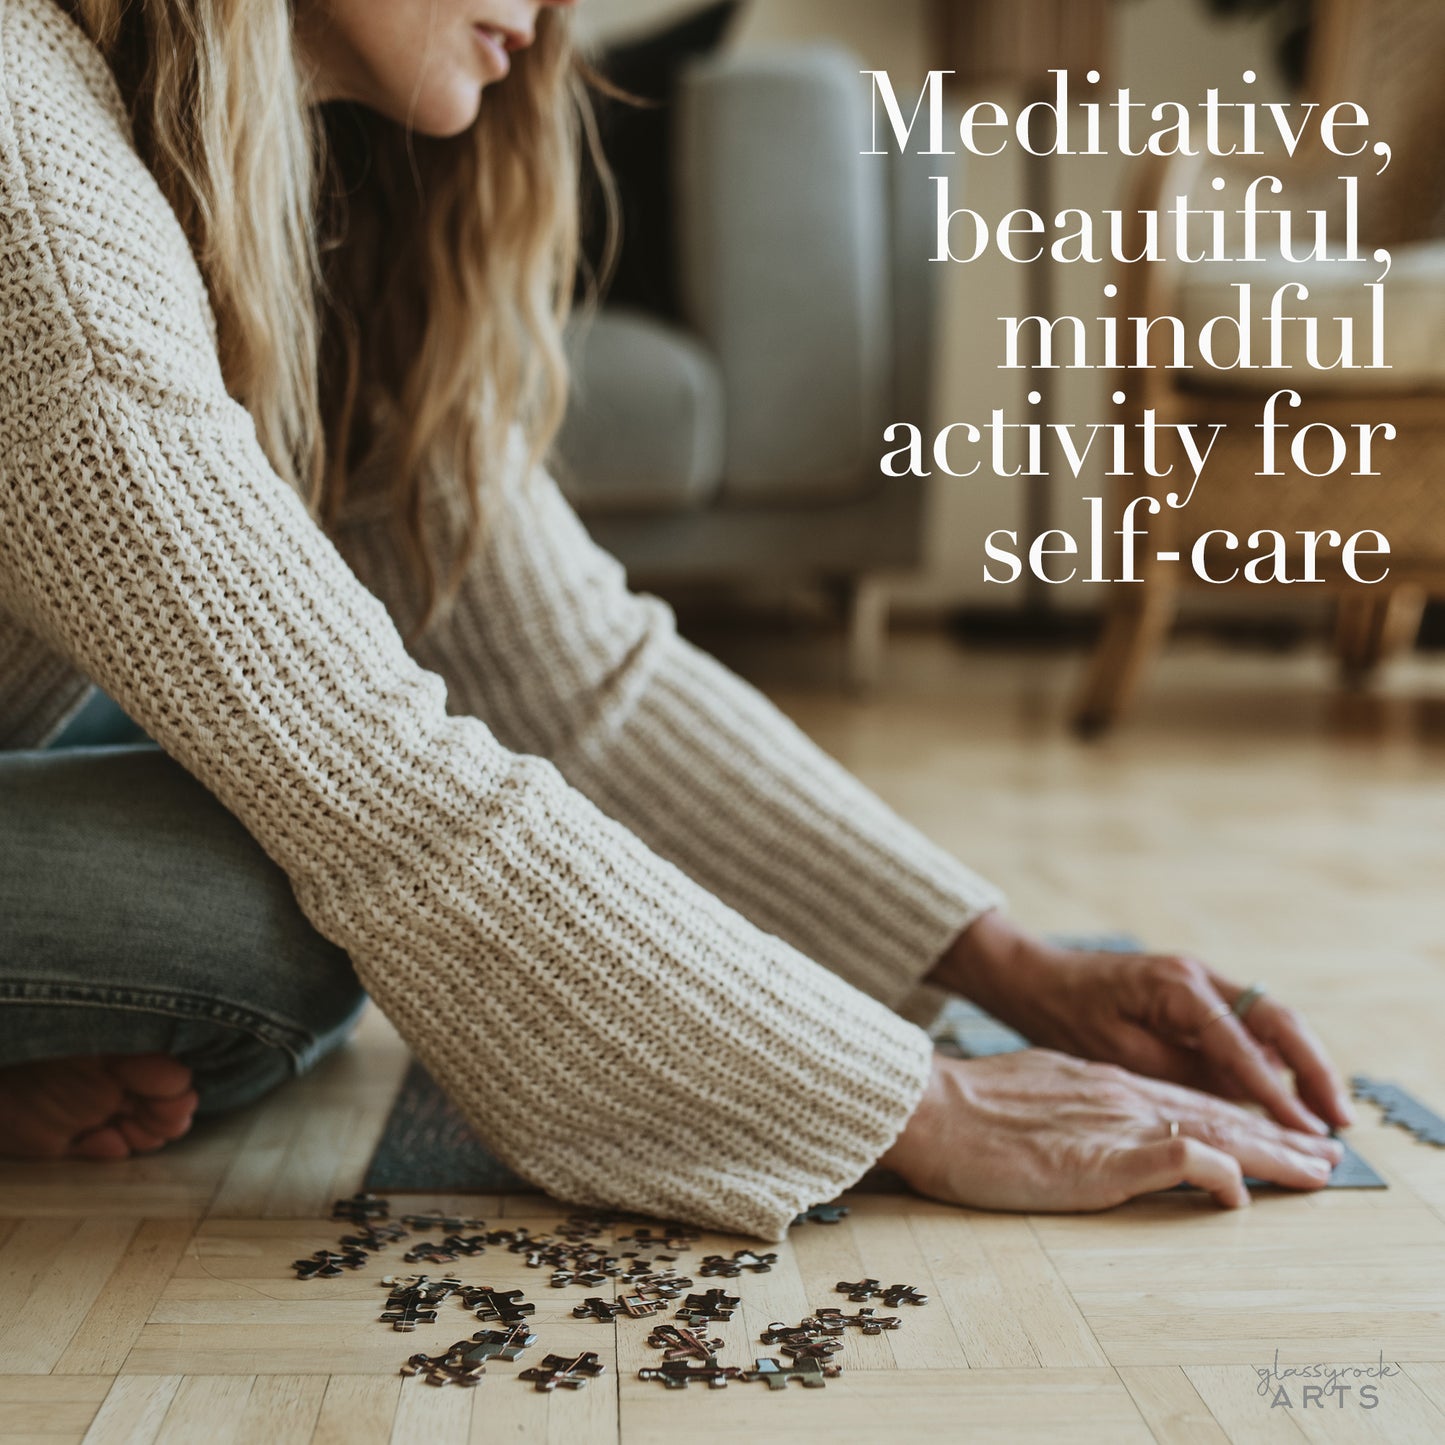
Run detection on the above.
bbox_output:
[299,1078,1445,1391]
[296,1193,927,1392]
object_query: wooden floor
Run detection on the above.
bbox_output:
[4,630,1445,1444]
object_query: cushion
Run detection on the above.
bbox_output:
[1178,239,1445,392]
[553,309,726,513]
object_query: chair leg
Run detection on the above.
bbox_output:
[1072,583,1180,737]
[1335,586,1427,688]
[843,574,891,695]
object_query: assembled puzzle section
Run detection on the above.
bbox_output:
[1352,1075,1445,1147]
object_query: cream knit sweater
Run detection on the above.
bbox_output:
[0,0,1004,1238]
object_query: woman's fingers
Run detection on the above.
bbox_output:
[1196,1121,1338,1189]
[1116,1116,1336,1208]
[1143,959,1333,1135]
[1117,1135,1250,1209]
[1209,981,1355,1130]
[1121,955,1350,1136]
[1195,1009,1335,1135]
[892,1051,1350,1220]
[1136,1071,1344,1163]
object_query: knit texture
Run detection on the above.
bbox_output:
[0,0,1004,1237]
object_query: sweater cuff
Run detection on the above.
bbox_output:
[741,1013,936,1242]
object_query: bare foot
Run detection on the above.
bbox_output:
[0,1054,198,1160]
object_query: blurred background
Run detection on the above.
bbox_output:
[552,0,1445,742]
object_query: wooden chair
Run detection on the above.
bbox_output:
[1074,0,1445,732]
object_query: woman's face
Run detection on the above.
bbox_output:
[296,0,579,136]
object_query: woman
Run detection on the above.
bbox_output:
[0,0,1350,1237]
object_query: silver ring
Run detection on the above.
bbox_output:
[1164,1118,1180,1141]
[1232,983,1268,1021]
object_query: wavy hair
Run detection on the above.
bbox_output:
[64,0,598,639]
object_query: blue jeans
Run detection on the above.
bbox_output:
[0,688,368,1114]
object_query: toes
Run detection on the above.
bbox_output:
[132,1090,199,1140]
[115,1116,168,1154]
[68,1126,131,1161]
[29,1058,125,1120]
[0,1056,195,1163]
[106,1054,193,1099]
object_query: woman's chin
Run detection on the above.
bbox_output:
[384,83,485,138]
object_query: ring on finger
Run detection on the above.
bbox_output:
[1163,1118,1181,1141]
[1232,983,1269,1021]
[1197,1001,1234,1032]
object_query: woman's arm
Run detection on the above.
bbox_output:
[0,0,932,1239]
[336,436,1007,1019]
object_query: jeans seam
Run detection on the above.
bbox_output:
[0,979,313,1066]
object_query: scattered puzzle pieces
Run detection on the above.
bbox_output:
[379,1275,461,1331]
[573,1297,622,1323]
[461,1286,536,1324]
[334,1203,931,1401]
[339,1222,410,1251]
[699,1249,777,1277]
[757,1325,843,1361]
[792,1204,850,1226]
[292,1248,368,1280]
[744,1356,841,1389]
[647,1325,725,1362]
[403,1241,461,1264]
[440,1234,489,1257]
[616,1292,669,1319]
[380,1297,439,1331]
[638,1359,743,1389]
[400,1351,484,1388]
[447,1326,538,1367]
[675,1289,741,1324]
[331,1193,390,1225]
[518,1352,607,1392]
[400,1211,487,1233]
[804,1308,900,1335]
[882,1284,929,1308]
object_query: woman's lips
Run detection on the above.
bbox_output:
[473,24,512,80]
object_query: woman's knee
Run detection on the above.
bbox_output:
[1,740,371,1111]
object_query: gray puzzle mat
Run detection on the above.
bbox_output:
[363,933,1387,1194]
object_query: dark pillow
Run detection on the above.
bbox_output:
[578,2,741,321]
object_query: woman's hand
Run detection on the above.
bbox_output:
[932,911,1355,1138]
[881,1049,1345,1213]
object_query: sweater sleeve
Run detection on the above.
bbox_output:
[0,0,933,1239]
[335,438,1007,1017]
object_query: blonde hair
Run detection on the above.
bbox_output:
[67,0,593,639]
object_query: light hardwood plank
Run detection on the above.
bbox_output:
[310,1376,401,1445]
[0,1375,111,1439]
[80,1376,180,1445]
[620,1367,1151,1444]
[1116,1365,1233,1444]
[389,1376,472,1445]
[906,1201,1041,1368]
[0,1219,138,1374]
[55,1221,197,1375]
[153,1376,255,1445]
[233,1376,327,1445]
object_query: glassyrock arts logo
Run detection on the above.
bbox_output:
[1254,1349,1400,1410]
